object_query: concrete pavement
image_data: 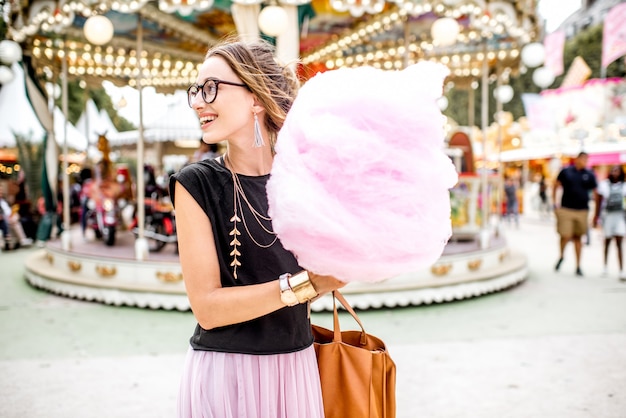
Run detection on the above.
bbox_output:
[1,214,625,418]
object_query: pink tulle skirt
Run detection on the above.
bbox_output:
[177,345,324,418]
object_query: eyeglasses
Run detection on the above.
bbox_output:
[187,78,248,107]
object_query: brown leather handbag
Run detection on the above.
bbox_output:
[312,291,396,418]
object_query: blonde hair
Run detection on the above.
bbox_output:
[205,38,299,149]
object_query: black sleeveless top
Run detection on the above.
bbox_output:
[169,158,313,355]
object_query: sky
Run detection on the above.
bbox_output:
[103,81,173,127]
[538,0,582,32]
[105,0,584,126]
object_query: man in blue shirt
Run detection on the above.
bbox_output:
[553,152,597,276]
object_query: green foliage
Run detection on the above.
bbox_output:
[559,24,625,80]
[0,6,9,84]
[0,14,6,41]
[64,79,86,125]
[110,110,136,132]
[0,0,7,41]
[445,88,471,126]
[444,72,542,127]
[506,68,542,122]
[90,88,136,132]
[89,87,116,136]
[14,134,44,205]
[444,78,523,127]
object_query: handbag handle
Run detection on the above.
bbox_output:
[331,290,368,346]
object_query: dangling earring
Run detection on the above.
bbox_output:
[253,112,265,148]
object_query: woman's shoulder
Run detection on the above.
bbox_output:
[170,158,229,200]
[175,158,227,181]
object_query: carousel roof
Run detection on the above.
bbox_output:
[4,0,542,92]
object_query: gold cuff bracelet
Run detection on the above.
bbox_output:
[288,270,318,303]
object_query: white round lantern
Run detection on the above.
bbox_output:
[84,15,114,45]
[258,5,288,37]
[330,0,349,12]
[437,96,449,111]
[521,42,545,68]
[532,66,555,89]
[431,17,460,47]
[493,85,514,103]
[0,40,23,65]
[0,65,15,84]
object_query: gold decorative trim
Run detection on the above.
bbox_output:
[431,263,452,276]
[467,259,482,271]
[45,252,54,264]
[156,271,183,283]
[96,265,117,278]
[67,260,82,272]
[499,250,509,262]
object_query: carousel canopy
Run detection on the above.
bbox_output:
[2,0,542,93]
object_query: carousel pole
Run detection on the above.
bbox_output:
[403,16,410,68]
[468,80,475,129]
[494,69,503,235]
[61,39,71,251]
[135,13,148,261]
[479,42,490,249]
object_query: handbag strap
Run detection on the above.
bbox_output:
[332,290,367,346]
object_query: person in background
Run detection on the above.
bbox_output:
[14,169,27,204]
[70,173,84,224]
[504,176,519,227]
[78,167,94,235]
[538,174,550,219]
[0,189,9,244]
[593,165,626,281]
[191,138,219,162]
[144,164,165,199]
[169,38,345,417]
[0,188,33,248]
[553,152,597,277]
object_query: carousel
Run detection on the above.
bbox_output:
[0,0,540,311]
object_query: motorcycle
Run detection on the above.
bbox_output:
[83,194,124,246]
[81,174,129,247]
[130,194,177,252]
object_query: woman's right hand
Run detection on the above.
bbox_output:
[308,272,346,296]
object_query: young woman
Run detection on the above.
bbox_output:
[169,39,345,417]
[593,165,626,280]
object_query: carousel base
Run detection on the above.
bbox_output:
[24,228,527,312]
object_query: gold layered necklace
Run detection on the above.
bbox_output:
[224,154,278,279]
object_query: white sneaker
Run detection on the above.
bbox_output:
[20,238,33,247]
[601,267,609,277]
[619,271,626,281]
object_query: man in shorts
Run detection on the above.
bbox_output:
[553,152,597,276]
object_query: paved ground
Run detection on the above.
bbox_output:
[1,213,625,418]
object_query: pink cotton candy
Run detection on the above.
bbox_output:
[266,62,458,283]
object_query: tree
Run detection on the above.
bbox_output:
[89,87,135,132]
[14,133,44,206]
[560,24,625,80]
